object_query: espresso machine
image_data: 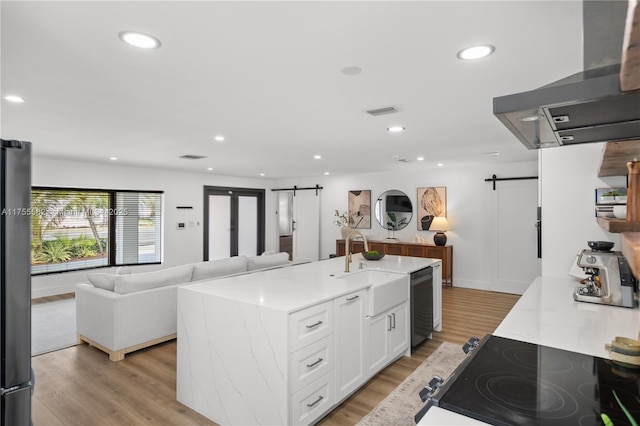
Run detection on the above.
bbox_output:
[572,241,636,308]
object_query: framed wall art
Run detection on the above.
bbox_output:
[417,186,446,230]
[349,190,371,229]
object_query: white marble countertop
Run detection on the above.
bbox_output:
[419,275,640,425]
[494,275,640,358]
[180,254,439,313]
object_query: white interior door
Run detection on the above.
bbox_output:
[238,195,258,257]
[208,194,231,259]
[293,190,320,261]
[488,179,541,294]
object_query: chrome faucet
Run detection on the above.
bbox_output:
[344,230,369,272]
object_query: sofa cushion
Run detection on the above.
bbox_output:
[113,265,194,295]
[87,273,117,291]
[191,256,248,281]
[247,252,290,271]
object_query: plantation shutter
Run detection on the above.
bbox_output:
[115,192,162,265]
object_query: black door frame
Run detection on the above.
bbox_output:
[203,186,265,260]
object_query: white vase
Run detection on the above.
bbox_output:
[340,227,351,239]
[613,205,627,219]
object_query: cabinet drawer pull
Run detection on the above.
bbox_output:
[306,320,323,329]
[306,395,324,407]
[306,357,323,368]
[346,295,359,301]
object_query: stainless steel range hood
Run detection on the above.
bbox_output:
[493,1,640,149]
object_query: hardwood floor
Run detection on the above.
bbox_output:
[31,287,520,425]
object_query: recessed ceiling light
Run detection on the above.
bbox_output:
[341,66,362,76]
[214,135,225,142]
[314,155,322,160]
[519,115,542,122]
[437,163,444,167]
[207,167,213,171]
[485,151,501,156]
[457,44,495,61]
[387,126,405,132]
[4,95,25,103]
[417,157,425,161]
[324,172,330,175]
[259,173,265,176]
[119,31,161,49]
[109,157,118,161]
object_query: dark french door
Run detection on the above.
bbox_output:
[203,186,265,260]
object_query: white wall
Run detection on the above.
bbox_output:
[36,144,616,298]
[274,160,538,291]
[31,156,277,298]
[540,143,626,277]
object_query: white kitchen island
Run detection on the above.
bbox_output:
[177,255,441,426]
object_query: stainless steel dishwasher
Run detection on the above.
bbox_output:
[410,266,433,347]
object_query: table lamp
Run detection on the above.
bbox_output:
[431,216,450,246]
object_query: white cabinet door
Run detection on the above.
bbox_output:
[366,301,409,376]
[366,312,390,375]
[334,289,367,402]
[388,302,409,359]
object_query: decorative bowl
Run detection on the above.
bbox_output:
[362,251,385,260]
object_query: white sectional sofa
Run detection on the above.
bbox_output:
[76,252,294,361]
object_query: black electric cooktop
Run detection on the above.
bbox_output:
[431,335,640,425]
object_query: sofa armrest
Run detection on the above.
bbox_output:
[76,283,122,350]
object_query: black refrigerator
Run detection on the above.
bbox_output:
[0,139,32,425]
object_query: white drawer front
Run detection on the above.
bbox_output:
[290,336,334,393]
[291,372,334,426]
[289,301,333,352]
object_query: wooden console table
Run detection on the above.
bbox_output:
[336,239,453,286]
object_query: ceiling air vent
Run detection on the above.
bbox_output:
[366,106,398,116]
[179,154,207,160]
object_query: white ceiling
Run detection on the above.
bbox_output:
[1,1,584,179]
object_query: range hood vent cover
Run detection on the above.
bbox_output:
[493,1,640,150]
[493,65,640,149]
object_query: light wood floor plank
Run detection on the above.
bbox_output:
[31,286,520,425]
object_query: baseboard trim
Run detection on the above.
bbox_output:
[32,283,77,299]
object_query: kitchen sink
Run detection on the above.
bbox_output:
[335,270,408,316]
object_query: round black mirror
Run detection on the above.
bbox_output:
[374,190,413,232]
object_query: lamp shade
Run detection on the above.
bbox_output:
[431,216,450,232]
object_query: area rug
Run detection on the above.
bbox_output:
[357,342,468,426]
[31,297,77,356]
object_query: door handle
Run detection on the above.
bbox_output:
[346,295,359,301]
[391,313,396,329]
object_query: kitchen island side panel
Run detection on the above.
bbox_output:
[177,287,290,425]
